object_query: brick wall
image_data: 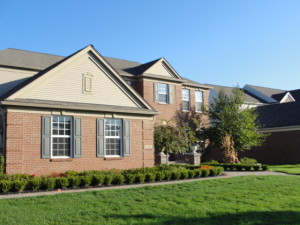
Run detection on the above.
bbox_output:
[5,111,154,175]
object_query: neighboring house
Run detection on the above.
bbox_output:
[0,45,158,175]
[240,101,300,163]
[0,46,210,175]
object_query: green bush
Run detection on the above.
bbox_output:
[0,154,5,174]
[68,176,81,188]
[171,171,181,180]
[201,169,210,177]
[216,166,224,175]
[27,178,42,191]
[55,177,69,189]
[112,174,125,185]
[188,170,196,178]
[78,175,92,187]
[240,157,258,165]
[194,169,202,177]
[253,165,260,171]
[124,174,135,184]
[91,174,105,186]
[40,177,55,190]
[134,173,145,183]
[103,175,113,185]
[261,165,268,171]
[11,180,27,192]
[0,180,11,193]
[244,165,253,171]
[180,170,189,179]
[209,168,218,176]
[236,165,243,171]
[10,174,31,181]
[65,170,79,177]
[145,173,156,182]
[154,172,165,181]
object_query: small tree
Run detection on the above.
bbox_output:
[205,88,267,163]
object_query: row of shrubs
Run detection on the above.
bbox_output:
[199,163,268,171]
[0,165,224,193]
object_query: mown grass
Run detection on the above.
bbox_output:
[0,176,299,225]
[268,164,300,175]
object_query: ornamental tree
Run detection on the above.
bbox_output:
[205,88,267,163]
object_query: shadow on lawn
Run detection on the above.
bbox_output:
[108,211,300,225]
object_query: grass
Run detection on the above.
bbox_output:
[268,164,300,175]
[0,176,300,225]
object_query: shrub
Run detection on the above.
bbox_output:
[112,174,125,185]
[145,173,156,182]
[11,180,27,192]
[68,176,81,188]
[103,175,113,185]
[0,154,5,174]
[216,166,224,175]
[65,170,79,177]
[188,170,196,178]
[194,169,202,177]
[91,174,105,186]
[236,165,243,171]
[10,174,31,181]
[201,169,210,177]
[78,175,92,187]
[40,177,55,190]
[154,172,165,181]
[0,180,11,193]
[244,165,252,171]
[209,167,218,176]
[171,171,181,180]
[27,178,42,191]
[253,165,260,171]
[55,177,69,189]
[124,174,135,184]
[134,173,145,183]
[180,170,189,179]
[240,157,258,165]
[261,165,268,171]
[163,171,172,181]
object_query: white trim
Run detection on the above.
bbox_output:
[280,92,295,103]
[260,125,300,133]
[104,118,123,157]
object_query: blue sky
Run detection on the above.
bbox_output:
[1,0,300,90]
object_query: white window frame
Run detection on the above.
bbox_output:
[104,119,123,157]
[195,90,203,112]
[51,116,72,158]
[182,89,190,111]
[158,83,168,104]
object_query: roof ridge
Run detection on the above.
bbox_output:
[103,56,141,64]
[4,48,65,57]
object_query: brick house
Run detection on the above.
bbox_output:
[0,45,210,174]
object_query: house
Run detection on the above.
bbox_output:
[0,45,210,175]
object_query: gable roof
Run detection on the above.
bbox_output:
[257,101,300,128]
[0,45,157,115]
[289,89,300,101]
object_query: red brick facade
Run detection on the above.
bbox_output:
[5,111,154,175]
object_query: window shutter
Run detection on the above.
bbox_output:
[168,85,173,104]
[153,83,159,102]
[42,116,51,159]
[97,119,105,157]
[73,118,82,158]
[123,120,131,157]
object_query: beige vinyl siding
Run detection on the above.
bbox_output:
[0,67,36,96]
[145,60,175,78]
[22,55,138,107]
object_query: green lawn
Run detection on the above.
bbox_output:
[0,176,300,225]
[268,164,300,175]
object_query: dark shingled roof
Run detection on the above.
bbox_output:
[289,89,300,101]
[208,84,264,104]
[257,101,300,128]
[245,84,287,102]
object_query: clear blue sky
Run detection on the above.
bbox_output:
[1,0,300,90]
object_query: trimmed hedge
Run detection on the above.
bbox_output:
[0,165,224,193]
[197,163,268,171]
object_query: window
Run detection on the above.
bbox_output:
[52,116,72,157]
[105,119,122,156]
[182,89,190,111]
[158,83,168,103]
[195,91,203,112]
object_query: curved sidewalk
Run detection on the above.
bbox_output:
[0,171,294,200]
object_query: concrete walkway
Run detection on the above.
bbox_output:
[0,171,294,200]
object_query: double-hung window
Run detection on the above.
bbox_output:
[182,89,190,111]
[158,83,168,103]
[52,116,72,157]
[104,119,122,156]
[195,91,203,112]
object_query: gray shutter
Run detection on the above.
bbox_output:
[168,85,173,104]
[42,116,51,159]
[97,119,105,157]
[154,83,159,102]
[123,120,131,157]
[73,118,82,158]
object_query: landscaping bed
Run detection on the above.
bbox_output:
[197,163,268,171]
[0,165,224,194]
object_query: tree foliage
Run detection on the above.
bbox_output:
[205,88,267,162]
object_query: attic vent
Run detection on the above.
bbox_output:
[82,73,94,94]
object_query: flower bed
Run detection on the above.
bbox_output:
[198,163,268,171]
[0,165,224,194]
